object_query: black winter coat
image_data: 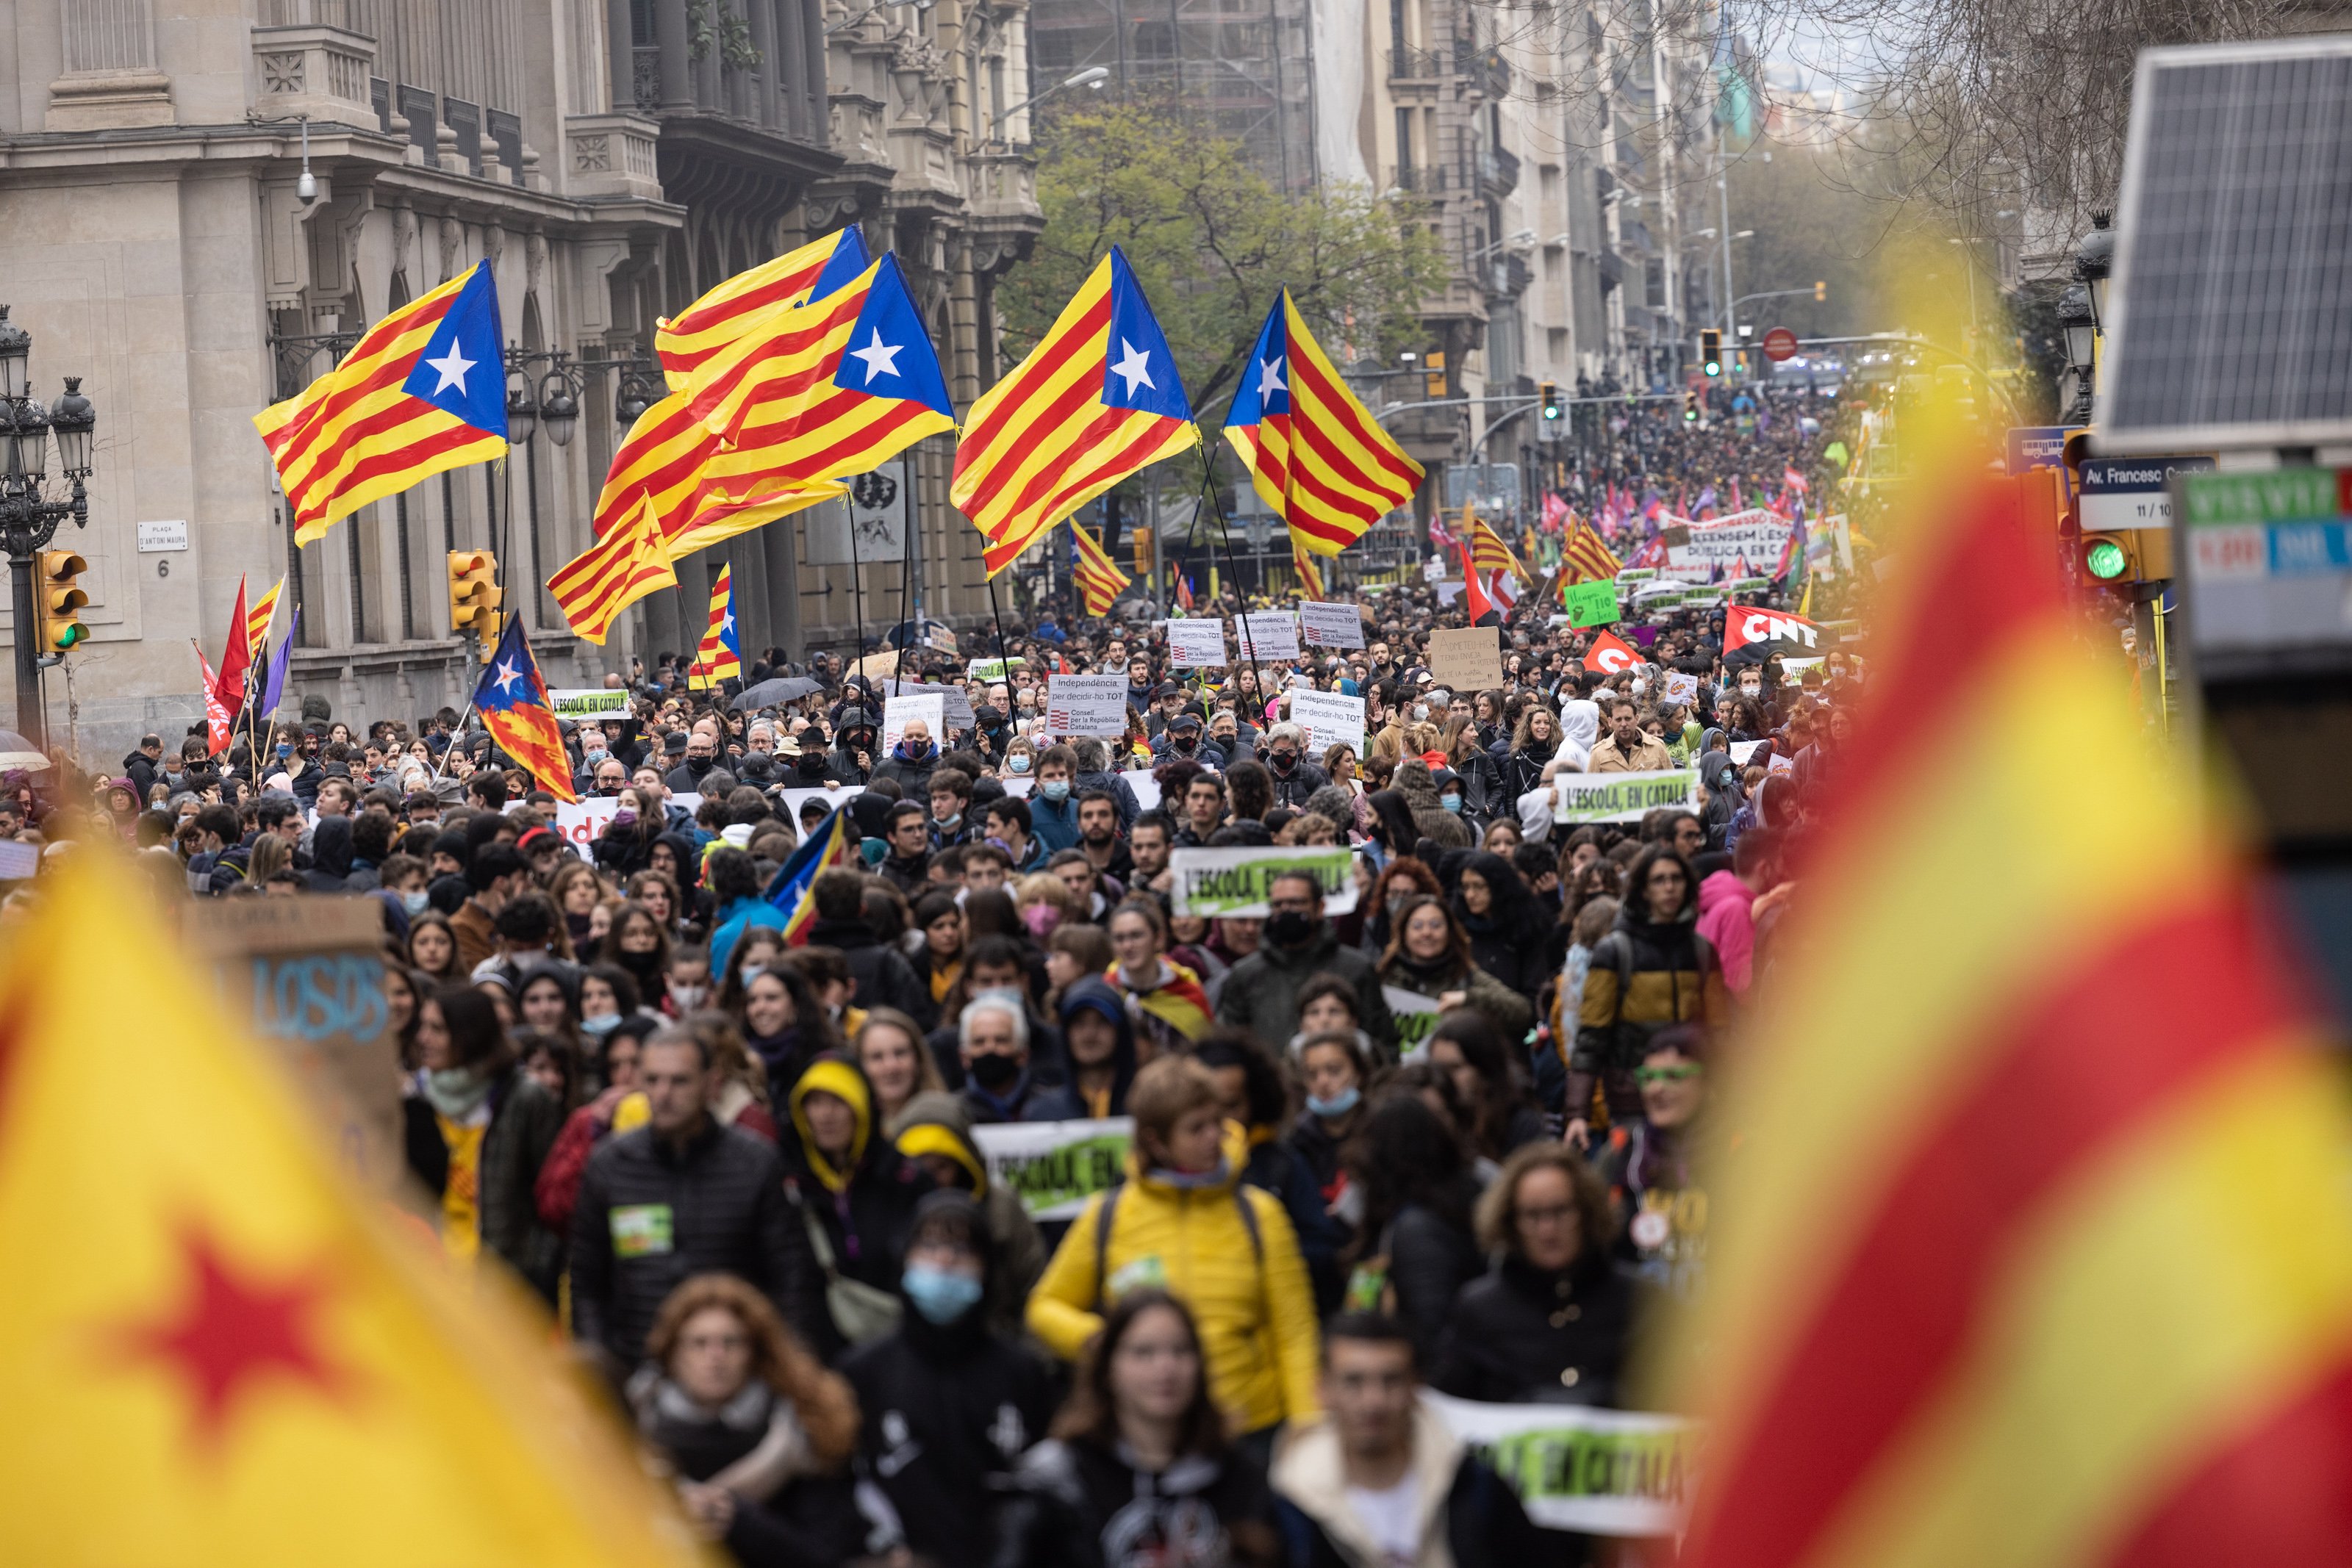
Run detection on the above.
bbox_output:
[784,1143,934,1305]
[806,916,936,1029]
[403,1065,565,1298]
[996,1436,1280,1568]
[1384,1189,1485,1368]
[568,1120,827,1365]
[1431,1252,1641,1406]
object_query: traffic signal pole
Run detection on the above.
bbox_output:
[10,553,37,753]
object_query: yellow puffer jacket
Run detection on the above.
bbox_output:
[1028,1123,1322,1434]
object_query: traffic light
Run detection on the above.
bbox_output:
[1422,350,1446,401]
[1539,381,1562,420]
[1814,280,1827,302]
[447,550,502,644]
[2079,528,2175,585]
[1700,329,1723,378]
[34,550,87,654]
[1682,390,1701,423]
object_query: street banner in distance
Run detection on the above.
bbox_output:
[1660,672,1701,707]
[1298,601,1367,648]
[1552,769,1696,824]
[1169,844,1359,918]
[779,784,861,823]
[1164,619,1230,668]
[967,656,1026,679]
[1386,985,1444,1060]
[1421,1390,1696,1539]
[1562,578,1621,628]
[969,1118,1134,1220]
[1616,568,1659,583]
[1722,604,1825,658]
[1428,625,1504,691]
[1237,611,1302,661]
[1289,689,1367,753]
[548,688,632,718]
[1044,674,1130,736]
[880,692,944,753]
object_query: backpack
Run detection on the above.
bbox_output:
[1088,1178,1263,1313]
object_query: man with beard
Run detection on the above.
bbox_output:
[1213,871,1394,1056]
[1074,789,1132,885]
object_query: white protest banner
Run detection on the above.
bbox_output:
[1297,600,1366,649]
[1551,769,1696,824]
[967,656,1026,680]
[883,677,974,734]
[1169,845,1359,918]
[1236,611,1302,662]
[552,791,703,848]
[548,688,632,719]
[1123,769,1163,812]
[1427,625,1503,691]
[1044,674,1131,737]
[998,776,1033,797]
[1433,580,1466,606]
[1164,619,1230,668]
[1728,740,1763,766]
[1385,985,1445,1060]
[781,784,860,824]
[881,692,944,753]
[1289,688,1366,754]
[1423,1390,1696,1539]
[969,1118,1135,1220]
[1661,508,1792,583]
[1660,672,1700,708]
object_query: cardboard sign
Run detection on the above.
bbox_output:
[1168,845,1360,918]
[881,693,945,753]
[1236,611,1302,662]
[1428,626,1504,691]
[1289,688,1367,754]
[1551,769,1697,824]
[1123,769,1163,812]
[1561,578,1621,628]
[968,1118,1136,1220]
[548,688,632,718]
[1044,674,1131,737]
[1297,600,1367,649]
[1164,619,1230,668]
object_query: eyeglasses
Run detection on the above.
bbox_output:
[1516,1203,1580,1228]
[1635,1063,1703,1085]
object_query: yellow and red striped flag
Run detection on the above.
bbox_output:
[1223,289,1423,555]
[1561,516,1624,583]
[547,495,676,644]
[1070,521,1131,616]
[255,262,508,546]
[655,228,869,389]
[0,848,703,1564]
[953,248,1200,577]
[1674,472,2352,1564]
[589,389,842,561]
[686,566,741,689]
[1291,531,1325,599]
[1469,513,1527,583]
[243,577,284,665]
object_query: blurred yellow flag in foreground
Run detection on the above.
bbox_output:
[0,850,714,1567]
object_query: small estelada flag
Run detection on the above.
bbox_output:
[1583,628,1641,675]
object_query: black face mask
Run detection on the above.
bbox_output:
[1268,751,1298,775]
[797,755,828,776]
[684,753,714,777]
[967,1050,1022,1091]
[1265,910,1318,947]
[1171,732,1198,752]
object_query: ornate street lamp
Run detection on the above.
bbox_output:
[0,309,96,752]
[2059,282,2095,425]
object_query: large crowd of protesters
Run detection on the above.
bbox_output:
[23,389,1867,1567]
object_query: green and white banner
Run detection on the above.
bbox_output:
[548,688,632,718]
[1552,769,1696,824]
[1168,845,1360,918]
[1385,985,1445,1060]
[969,1117,1133,1220]
[1424,1391,1696,1538]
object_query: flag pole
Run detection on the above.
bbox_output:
[1191,445,1266,717]
[847,488,868,702]
[892,468,916,697]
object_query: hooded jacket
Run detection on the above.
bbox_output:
[1391,759,1471,850]
[784,1056,936,1333]
[1270,1399,1546,1568]
[1571,896,1729,1120]
[1027,977,1139,1121]
[1449,851,1545,1001]
[303,814,368,893]
[1695,868,1758,995]
[1215,921,1396,1059]
[806,915,934,1029]
[1027,1123,1322,1434]
[886,1090,1049,1333]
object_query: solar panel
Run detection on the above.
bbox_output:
[2100,37,2352,452]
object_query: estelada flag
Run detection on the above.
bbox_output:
[548,492,675,644]
[1582,628,1639,674]
[471,618,578,803]
[1722,604,1824,659]
[1071,522,1132,616]
[0,849,709,1565]
[656,227,869,389]
[1671,472,2352,1564]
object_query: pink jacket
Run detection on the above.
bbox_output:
[1696,870,1757,995]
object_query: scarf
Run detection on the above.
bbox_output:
[421,1066,493,1122]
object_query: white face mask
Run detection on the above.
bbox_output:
[669,982,707,1010]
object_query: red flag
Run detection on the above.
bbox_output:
[212,575,251,712]
[1724,604,1825,658]
[1455,539,1498,625]
[1583,628,1641,675]
[192,642,233,755]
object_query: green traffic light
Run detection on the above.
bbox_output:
[1704,361,1721,377]
[2084,539,2129,580]
[56,626,82,650]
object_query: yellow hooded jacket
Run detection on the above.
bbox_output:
[1027,1122,1322,1434]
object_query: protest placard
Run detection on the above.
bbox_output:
[548,688,632,719]
[1385,985,1445,1060]
[1552,769,1696,824]
[1169,845,1360,918]
[1236,611,1302,662]
[1768,751,1795,776]
[1044,674,1131,736]
[1423,1391,1696,1539]
[883,677,974,735]
[1728,740,1763,766]
[881,692,944,753]
[1164,619,1230,668]
[1289,688,1366,754]
[552,792,703,847]
[966,657,1026,680]
[1297,601,1366,649]
[1123,770,1162,811]
[969,1118,1134,1220]
[1428,626,1503,691]
[778,785,860,824]
[1561,579,1621,628]
[1660,672,1700,708]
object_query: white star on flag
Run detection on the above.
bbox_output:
[1258,355,1285,399]
[1111,338,1155,395]
[847,328,904,384]
[425,345,476,396]
[720,608,736,637]
[494,658,522,694]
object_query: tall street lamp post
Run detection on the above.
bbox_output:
[0,308,96,752]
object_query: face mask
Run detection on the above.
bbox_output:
[1740,683,1760,699]
[1039,780,1069,803]
[581,1013,623,1037]
[1020,904,1060,938]
[611,809,638,827]
[967,1049,1022,1091]
[1265,909,1316,947]
[1009,755,1031,774]
[1440,795,1464,814]
[739,964,764,985]
[584,748,609,767]
[902,1265,985,1325]
[935,810,961,830]
[798,755,828,776]
[400,889,431,916]
[1172,732,1197,752]
[276,744,293,760]
[1307,1085,1361,1118]
[1268,752,1297,774]
[668,982,707,1010]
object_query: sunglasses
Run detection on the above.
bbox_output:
[1635,1062,1703,1085]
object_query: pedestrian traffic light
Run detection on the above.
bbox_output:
[35,550,87,654]
[1814,280,1827,302]
[447,550,501,643]
[1682,390,1701,423]
[1540,381,1562,420]
[2079,528,2174,584]
[1700,330,1724,378]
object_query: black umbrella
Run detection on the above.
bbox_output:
[733,676,823,711]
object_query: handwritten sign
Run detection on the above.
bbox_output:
[1561,579,1621,628]
[1427,626,1503,691]
[881,692,944,753]
[1297,601,1366,649]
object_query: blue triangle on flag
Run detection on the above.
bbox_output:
[1224,293,1290,428]
[1100,246,1192,422]
[401,261,508,436]
[808,226,873,305]
[829,253,953,417]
